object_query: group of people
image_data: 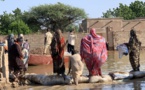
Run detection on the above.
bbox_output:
[44,28,142,85]
[7,34,30,84]
[43,28,108,85]
[5,27,140,86]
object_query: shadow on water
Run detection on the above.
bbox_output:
[24,51,145,90]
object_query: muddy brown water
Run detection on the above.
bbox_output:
[10,51,145,90]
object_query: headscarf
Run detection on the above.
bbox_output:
[51,29,64,56]
[130,29,138,40]
[56,29,62,39]
[55,29,63,44]
[8,33,15,50]
[90,28,101,39]
[81,28,105,55]
[9,34,14,39]
[129,29,141,50]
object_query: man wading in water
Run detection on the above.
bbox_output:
[125,29,141,72]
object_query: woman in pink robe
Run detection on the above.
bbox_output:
[80,28,107,76]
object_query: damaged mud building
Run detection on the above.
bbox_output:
[80,17,145,50]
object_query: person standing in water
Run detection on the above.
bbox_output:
[50,29,67,76]
[126,29,141,72]
[80,28,107,77]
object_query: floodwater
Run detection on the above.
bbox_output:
[12,51,145,90]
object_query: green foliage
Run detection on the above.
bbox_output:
[8,20,31,34]
[0,9,31,35]
[64,24,79,32]
[102,0,145,20]
[129,1,145,17]
[0,12,13,34]
[22,11,40,32]
[102,9,114,18]
[23,2,87,32]
[114,3,135,20]
[0,3,87,34]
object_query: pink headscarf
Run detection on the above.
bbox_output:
[90,28,101,39]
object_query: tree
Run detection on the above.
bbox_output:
[0,8,31,35]
[113,3,135,20]
[13,8,23,19]
[64,23,79,32]
[129,0,145,17]
[102,9,114,18]
[23,2,87,32]
[8,20,31,34]
[0,12,13,34]
[102,1,145,20]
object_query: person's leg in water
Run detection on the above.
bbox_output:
[57,62,66,80]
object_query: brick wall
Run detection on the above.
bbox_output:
[113,31,145,49]
[81,18,145,49]
[1,30,145,52]
[0,32,86,54]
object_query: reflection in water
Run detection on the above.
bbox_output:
[99,81,144,90]
[102,51,145,75]
[25,51,145,90]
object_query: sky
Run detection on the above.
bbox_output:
[0,0,145,18]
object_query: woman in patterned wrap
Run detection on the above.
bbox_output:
[128,29,141,71]
[50,29,67,76]
[80,28,107,76]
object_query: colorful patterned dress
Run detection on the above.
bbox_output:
[51,35,65,75]
[128,29,141,71]
[80,28,108,76]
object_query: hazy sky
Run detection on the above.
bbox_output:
[0,0,144,18]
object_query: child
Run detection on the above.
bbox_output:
[22,47,29,72]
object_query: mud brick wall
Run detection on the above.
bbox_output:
[20,32,86,54]
[24,34,45,54]
[1,31,145,52]
[0,33,86,54]
[113,31,145,49]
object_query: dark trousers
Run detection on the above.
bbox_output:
[67,44,74,54]
[52,54,65,75]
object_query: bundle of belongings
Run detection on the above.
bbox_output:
[116,43,129,59]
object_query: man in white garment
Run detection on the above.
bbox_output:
[43,28,53,55]
[67,30,77,55]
